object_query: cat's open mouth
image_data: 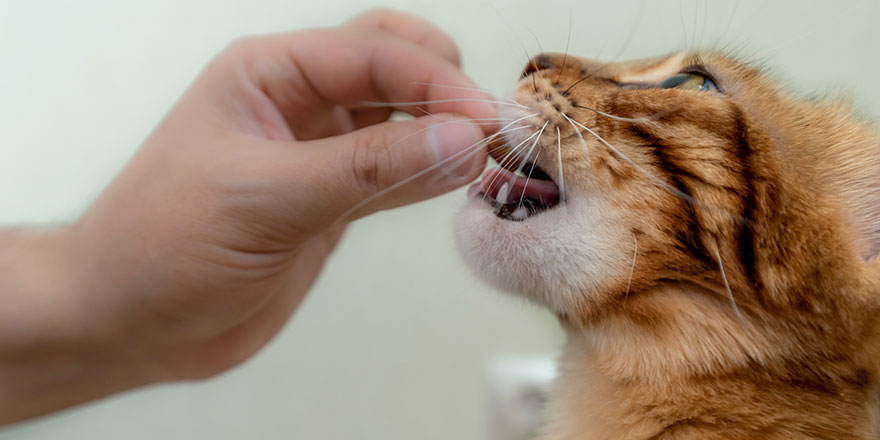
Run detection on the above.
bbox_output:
[469,159,561,222]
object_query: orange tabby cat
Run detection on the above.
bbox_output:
[455,51,880,439]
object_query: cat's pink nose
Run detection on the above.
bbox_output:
[521,54,554,78]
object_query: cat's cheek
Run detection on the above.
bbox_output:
[454,197,628,315]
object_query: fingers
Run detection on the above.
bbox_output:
[344,8,461,67]
[348,107,394,131]
[269,115,488,233]
[173,226,346,380]
[211,28,496,137]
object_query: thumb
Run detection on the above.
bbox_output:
[291,114,488,228]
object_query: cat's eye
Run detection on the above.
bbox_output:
[659,73,718,92]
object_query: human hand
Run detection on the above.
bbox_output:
[0,9,495,423]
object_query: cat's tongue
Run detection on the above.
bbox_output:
[475,167,560,206]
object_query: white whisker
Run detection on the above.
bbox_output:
[556,126,566,204]
[498,121,547,218]
[566,116,700,207]
[496,112,541,130]
[362,99,529,110]
[480,113,543,186]
[477,112,542,199]
[566,115,749,224]
[518,150,541,207]
[573,104,666,123]
[755,1,862,60]
[414,107,517,122]
[417,115,518,126]
[413,82,510,102]
[384,118,520,154]
[623,235,638,307]
[482,129,542,205]
[412,81,494,94]
[406,112,535,158]
[554,12,573,84]
[560,113,590,163]
[508,123,547,221]
[515,121,549,175]
[713,243,745,324]
[486,0,540,90]
[338,123,528,224]
[444,126,531,172]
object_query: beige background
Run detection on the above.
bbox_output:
[1,0,877,439]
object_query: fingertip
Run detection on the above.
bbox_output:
[441,81,499,131]
[473,101,500,133]
[427,117,488,185]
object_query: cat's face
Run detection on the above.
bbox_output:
[455,51,880,325]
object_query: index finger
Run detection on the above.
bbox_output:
[224,28,498,133]
[345,8,462,67]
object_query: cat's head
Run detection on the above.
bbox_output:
[456,51,880,341]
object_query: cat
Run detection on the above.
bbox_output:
[455,51,880,439]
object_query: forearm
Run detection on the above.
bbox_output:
[0,228,152,425]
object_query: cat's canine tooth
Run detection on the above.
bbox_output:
[495,182,510,205]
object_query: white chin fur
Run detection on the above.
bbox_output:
[454,196,627,315]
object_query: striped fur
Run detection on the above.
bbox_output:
[455,52,880,439]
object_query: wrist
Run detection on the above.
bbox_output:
[0,228,83,351]
[0,227,158,425]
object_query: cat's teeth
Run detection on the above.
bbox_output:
[511,206,529,221]
[495,182,510,205]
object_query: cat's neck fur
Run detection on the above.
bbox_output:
[540,280,880,440]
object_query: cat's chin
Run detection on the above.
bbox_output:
[454,193,629,315]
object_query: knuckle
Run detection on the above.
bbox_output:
[437,39,461,65]
[219,35,272,66]
[356,7,397,23]
[350,134,395,196]
[224,35,262,55]
[214,33,296,74]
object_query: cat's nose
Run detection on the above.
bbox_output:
[521,54,555,78]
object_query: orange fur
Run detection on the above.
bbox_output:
[456,52,880,439]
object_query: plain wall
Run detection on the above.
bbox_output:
[1,0,877,439]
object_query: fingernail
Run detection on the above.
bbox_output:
[428,121,483,180]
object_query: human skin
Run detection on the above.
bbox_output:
[0,9,495,425]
